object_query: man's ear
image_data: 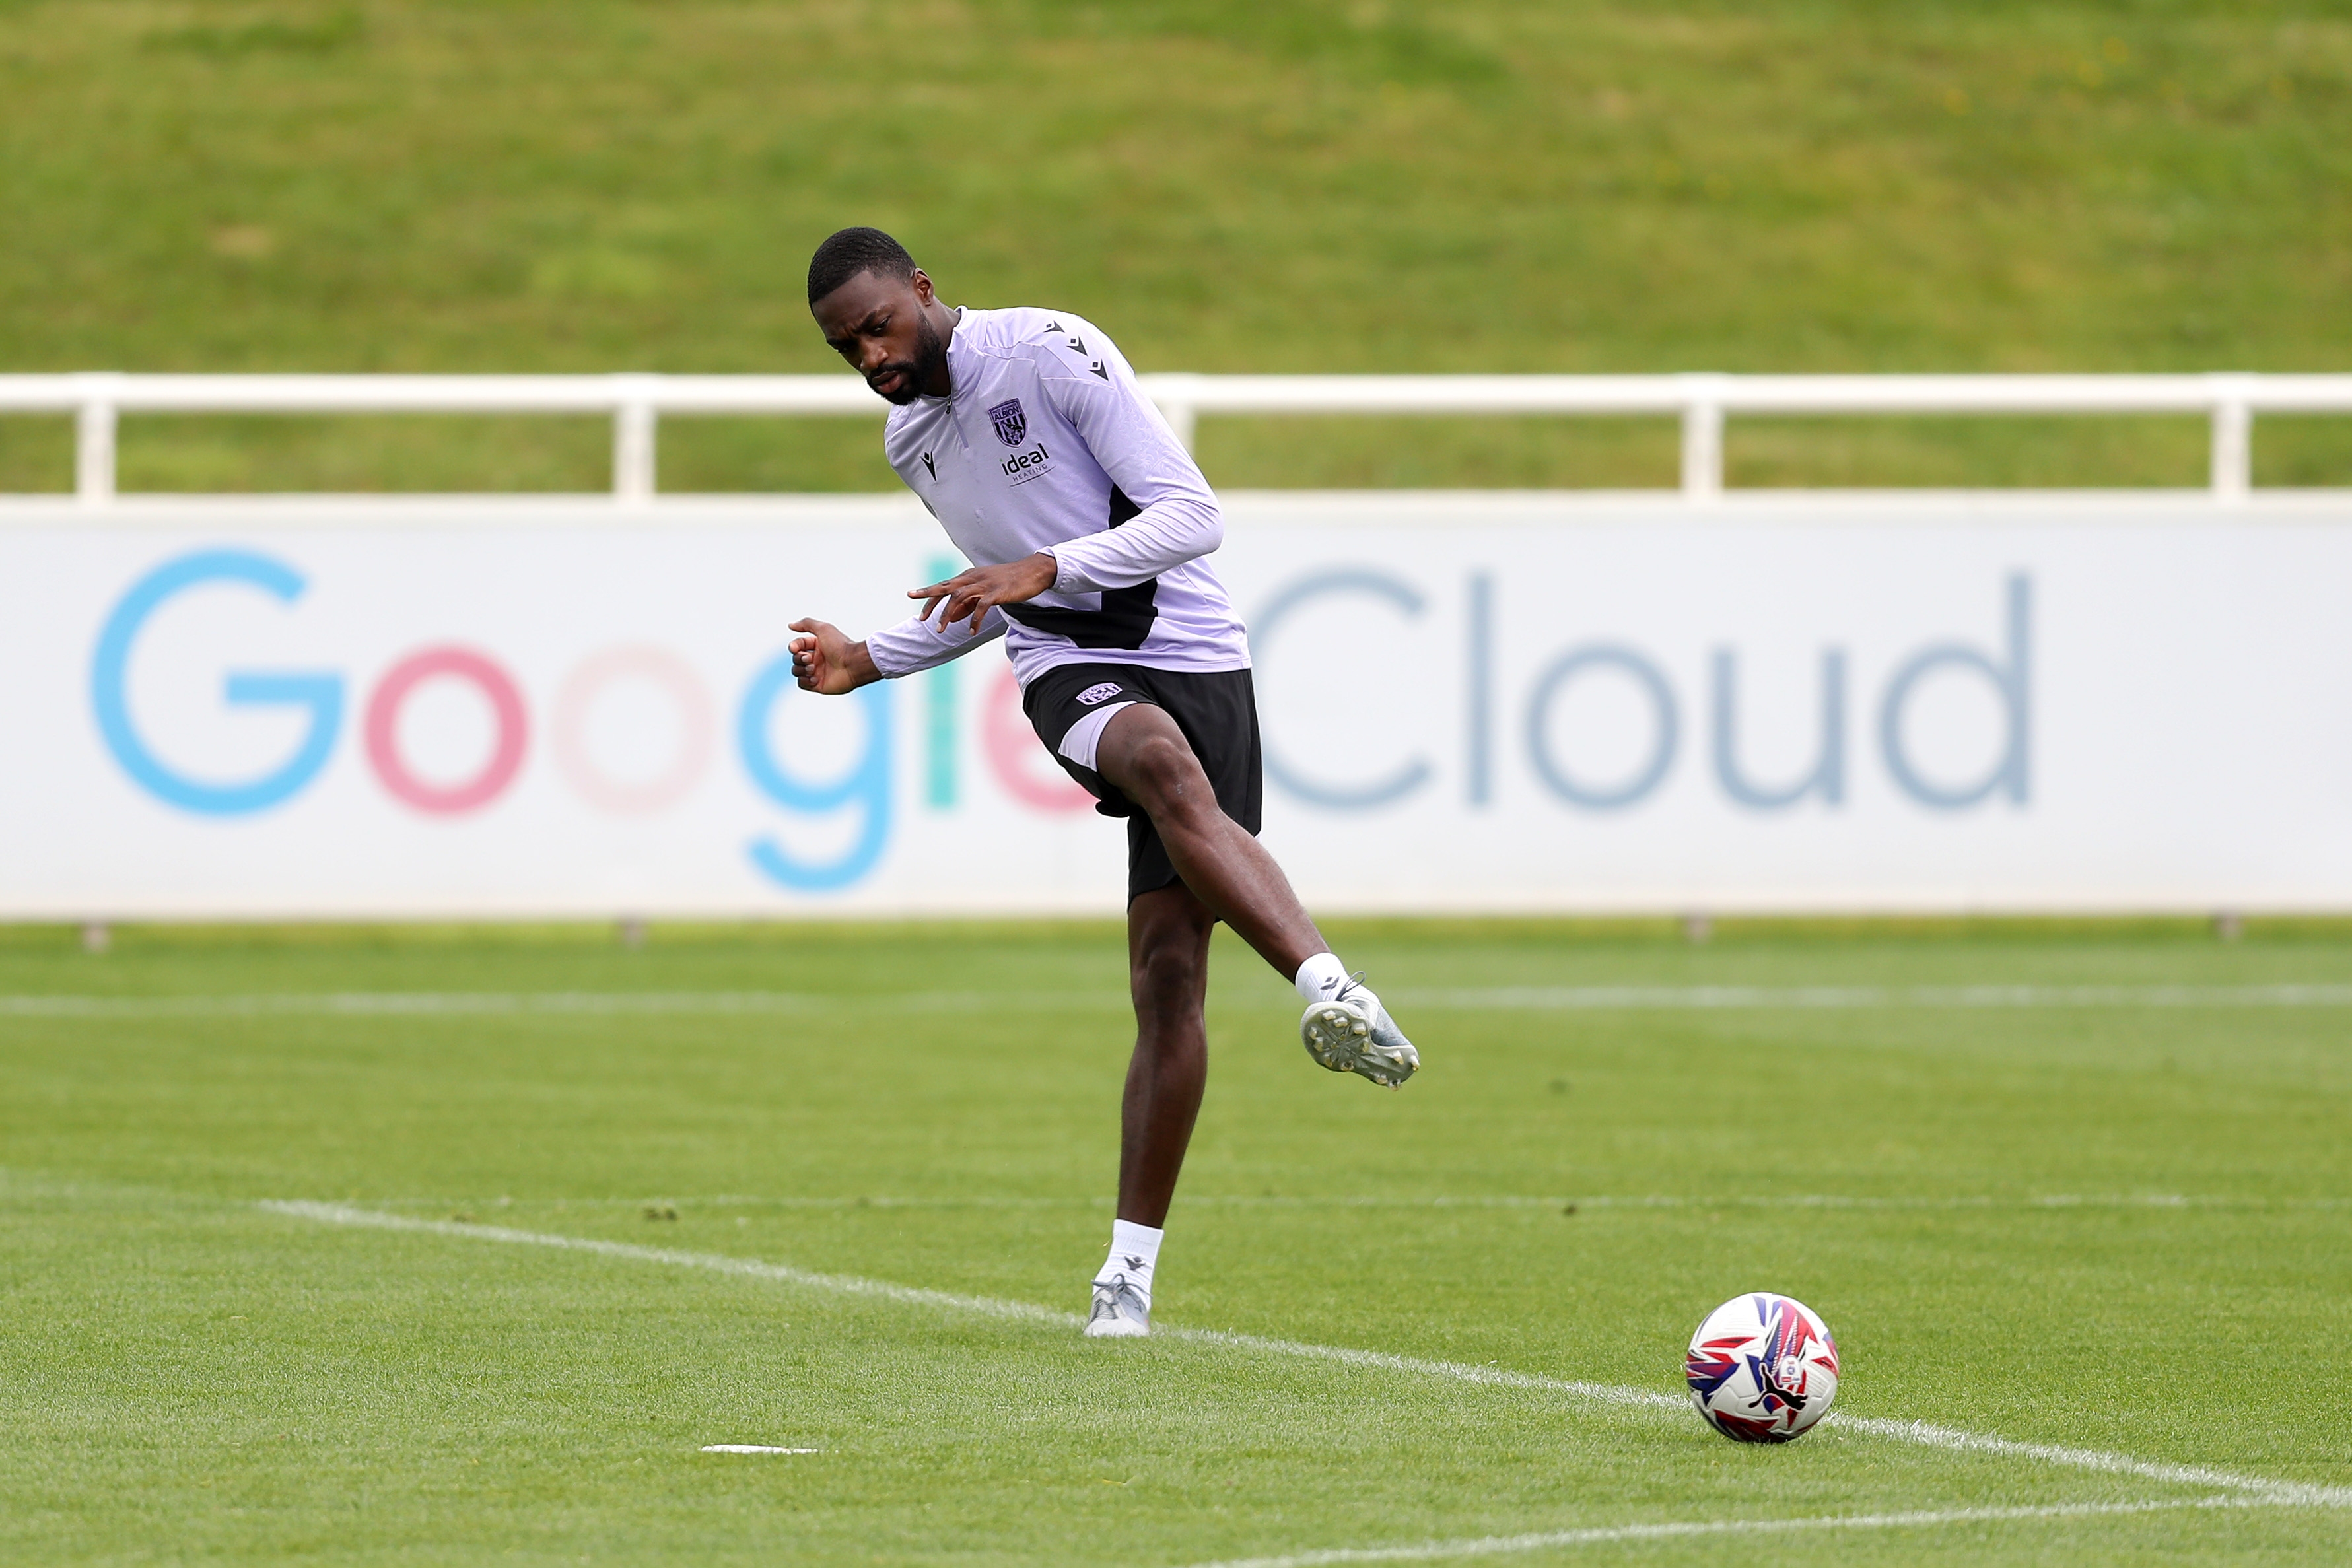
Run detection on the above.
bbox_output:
[911,268,935,306]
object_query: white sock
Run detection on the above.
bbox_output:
[1097,1219,1163,1300]
[1294,951,1349,1004]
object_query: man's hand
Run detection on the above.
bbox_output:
[789,619,879,694]
[911,553,1058,635]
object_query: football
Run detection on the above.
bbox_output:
[1684,1293,1841,1443]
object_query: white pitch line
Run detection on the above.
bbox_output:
[700,1445,820,1455]
[258,1200,1069,1326]
[1169,1495,2267,1568]
[1826,1415,2350,1508]
[259,1200,2352,1509]
[9,982,2352,1020]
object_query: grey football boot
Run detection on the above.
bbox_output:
[1299,972,1420,1089]
[1084,1272,1151,1338]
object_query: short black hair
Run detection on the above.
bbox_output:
[807,227,917,304]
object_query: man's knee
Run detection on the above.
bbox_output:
[1130,895,1212,1005]
[1134,901,1210,963]
[1133,937,1204,1006]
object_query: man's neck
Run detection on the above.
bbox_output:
[922,304,959,399]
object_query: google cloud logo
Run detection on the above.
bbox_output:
[85,546,897,891]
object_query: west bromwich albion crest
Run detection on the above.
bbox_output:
[988,397,1027,447]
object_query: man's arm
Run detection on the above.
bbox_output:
[790,601,1010,694]
[903,553,1056,636]
[1034,335,1222,592]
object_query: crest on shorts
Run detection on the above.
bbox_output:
[988,398,1027,447]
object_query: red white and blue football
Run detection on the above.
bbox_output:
[1684,1293,1841,1443]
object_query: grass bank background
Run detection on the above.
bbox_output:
[0,0,2347,493]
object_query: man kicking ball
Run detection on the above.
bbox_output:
[788,227,1418,1338]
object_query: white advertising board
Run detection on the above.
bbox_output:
[3,492,2349,916]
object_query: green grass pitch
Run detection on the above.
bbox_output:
[4,918,2351,1564]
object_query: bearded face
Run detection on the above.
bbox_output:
[870,308,949,406]
[813,267,955,405]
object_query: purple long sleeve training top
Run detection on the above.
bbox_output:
[862,306,1251,687]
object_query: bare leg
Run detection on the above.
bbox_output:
[1118,883,1216,1227]
[1095,704,1329,979]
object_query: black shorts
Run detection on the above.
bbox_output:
[1021,662,1264,903]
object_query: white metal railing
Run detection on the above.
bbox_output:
[3,371,2349,504]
